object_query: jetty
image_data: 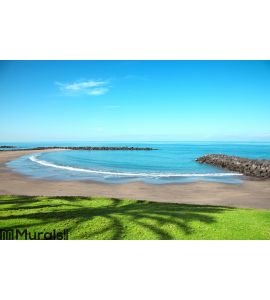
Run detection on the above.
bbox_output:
[1,146,156,151]
[196,154,270,178]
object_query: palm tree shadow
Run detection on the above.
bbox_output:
[0,196,235,239]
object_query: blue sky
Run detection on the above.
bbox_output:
[0,60,270,142]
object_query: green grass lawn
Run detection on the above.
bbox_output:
[0,195,269,239]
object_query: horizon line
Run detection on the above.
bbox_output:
[1,140,270,143]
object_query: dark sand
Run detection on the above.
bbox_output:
[0,150,269,209]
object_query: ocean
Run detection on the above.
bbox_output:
[5,142,270,184]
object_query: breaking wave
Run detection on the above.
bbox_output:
[29,155,243,178]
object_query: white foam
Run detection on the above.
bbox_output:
[29,155,243,177]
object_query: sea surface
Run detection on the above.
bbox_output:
[4,142,270,184]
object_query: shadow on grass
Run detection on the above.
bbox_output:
[0,196,235,239]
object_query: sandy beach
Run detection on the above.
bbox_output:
[0,149,270,209]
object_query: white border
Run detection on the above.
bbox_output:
[1,241,270,300]
[0,0,270,59]
[0,1,270,299]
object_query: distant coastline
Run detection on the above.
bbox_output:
[0,145,16,149]
[0,146,157,151]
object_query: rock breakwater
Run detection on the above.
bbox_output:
[30,146,156,151]
[196,154,270,178]
[2,146,156,151]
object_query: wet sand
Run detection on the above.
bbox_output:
[0,150,269,209]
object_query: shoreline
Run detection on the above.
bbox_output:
[0,150,270,209]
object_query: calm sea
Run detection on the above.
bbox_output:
[5,142,270,184]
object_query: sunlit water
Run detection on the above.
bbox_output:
[5,142,270,184]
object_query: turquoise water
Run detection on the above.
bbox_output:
[6,142,270,184]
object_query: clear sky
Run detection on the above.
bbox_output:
[0,60,270,142]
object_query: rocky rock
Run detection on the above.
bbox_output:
[30,146,156,151]
[2,146,157,151]
[196,154,270,178]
